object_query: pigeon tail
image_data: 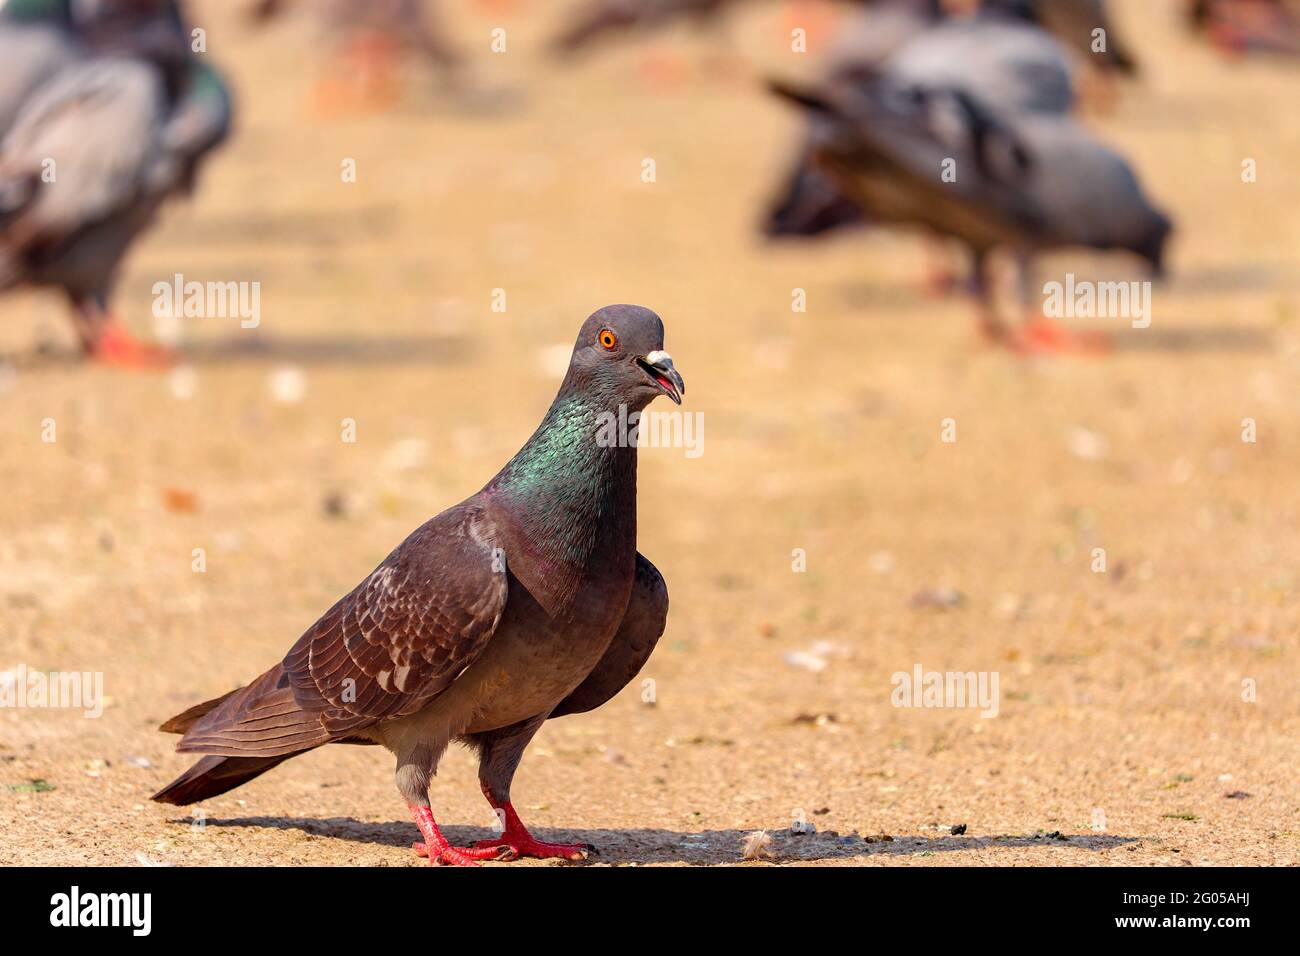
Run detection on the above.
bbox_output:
[151,753,292,805]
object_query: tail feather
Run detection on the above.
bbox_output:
[171,663,331,757]
[158,688,241,734]
[153,663,331,804]
[151,753,291,805]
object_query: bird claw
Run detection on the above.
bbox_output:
[473,837,595,862]
[411,841,513,865]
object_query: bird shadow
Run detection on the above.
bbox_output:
[1,333,477,370]
[179,333,478,367]
[179,815,1138,865]
[1110,325,1276,353]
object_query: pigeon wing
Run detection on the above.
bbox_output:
[0,58,165,241]
[282,501,509,737]
[550,553,668,718]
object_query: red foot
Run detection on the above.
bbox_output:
[92,322,176,369]
[1010,318,1113,356]
[412,841,513,864]
[473,797,594,862]
[471,833,593,861]
[408,804,511,867]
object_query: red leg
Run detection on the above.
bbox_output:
[408,804,513,866]
[472,785,594,861]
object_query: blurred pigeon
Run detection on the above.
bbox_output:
[1188,0,1300,58]
[0,4,231,365]
[768,77,1172,351]
[250,0,466,108]
[550,0,736,55]
[154,305,684,866]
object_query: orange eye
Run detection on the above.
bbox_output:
[598,329,618,351]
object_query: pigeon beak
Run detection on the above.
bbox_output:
[636,350,684,405]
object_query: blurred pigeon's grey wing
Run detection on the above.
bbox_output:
[177,502,510,757]
[551,553,668,718]
[1016,115,1171,257]
[0,22,79,135]
[0,57,165,244]
[885,16,1076,115]
[789,80,1048,246]
[823,0,941,77]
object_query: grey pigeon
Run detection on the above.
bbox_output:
[768,77,1172,348]
[0,15,232,364]
[153,305,685,866]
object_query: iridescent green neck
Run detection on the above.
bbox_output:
[493,395,630,507]
[489,392,637,575]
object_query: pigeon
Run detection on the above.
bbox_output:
[0,2,232,365]
[154,305,685,866]
[767,76,1172,350]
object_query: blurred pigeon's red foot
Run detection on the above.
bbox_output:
[409,805,511,866]
[92,321,176,369]
[1011,317,1113,356]
[473,795,593,861]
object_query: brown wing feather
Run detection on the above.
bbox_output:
[175,502,508,757]
[550,552,668,718]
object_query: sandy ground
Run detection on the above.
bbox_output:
[1,0,1298,866]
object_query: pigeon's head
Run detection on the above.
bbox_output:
[565,304,685,409]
